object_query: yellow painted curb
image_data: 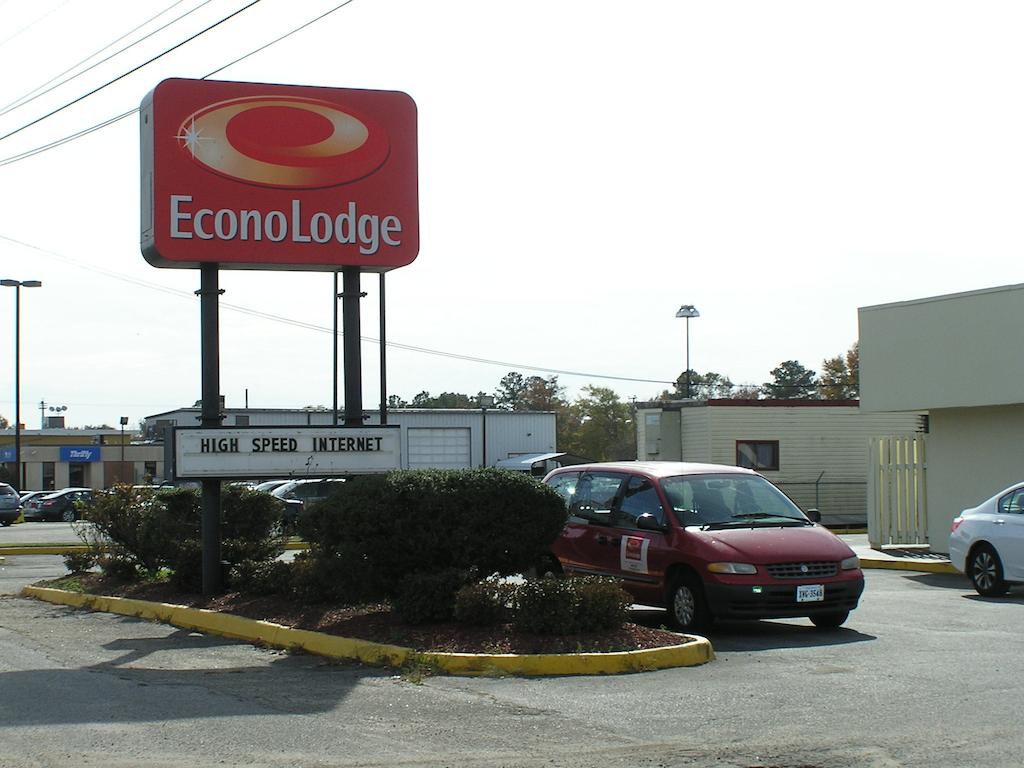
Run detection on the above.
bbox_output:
[859,558,958,575]
[0,546,91,556]
[22,585,714,676]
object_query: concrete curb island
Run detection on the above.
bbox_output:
[21,585,715,677]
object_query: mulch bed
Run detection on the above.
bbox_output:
[48,574,688,655]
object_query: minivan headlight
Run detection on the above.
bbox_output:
[707,562,757,575]
[841,555,860,570]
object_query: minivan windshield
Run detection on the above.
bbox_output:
[661,473,810,528]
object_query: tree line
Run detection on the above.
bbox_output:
[0,344,859,465]
[387,343,860,462]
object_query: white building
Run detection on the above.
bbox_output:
[636,399,924,526]
[859,283,1024,551]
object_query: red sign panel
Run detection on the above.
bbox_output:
[141,78,418,271]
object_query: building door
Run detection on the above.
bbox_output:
[69,462,89,487]
[407,428,471,469]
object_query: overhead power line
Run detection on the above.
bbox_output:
[0,0,358,167]
[0,0,209,118]
[0,234,676,387]
[0,0,264,144]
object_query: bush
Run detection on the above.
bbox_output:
[98,553,141,582]
[454,578,513,626]
[513,576,631,635]
[230,559,293,596]
[297,469,567,601]
[392,568,473,625]
[62,550,97,574]
[513,578,581,635]
[288,550,388,605]
[573,576,632,631]
[78,484,286,589]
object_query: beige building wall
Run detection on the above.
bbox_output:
[926,405,1024,551]
[637,402,922,525]
[860,284,1024,412]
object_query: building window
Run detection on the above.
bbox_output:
[144,461,158,483]
[69,462,88,487]
[736,440,780,471]
[42,462,55,490]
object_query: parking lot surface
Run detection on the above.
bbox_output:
[1,554,1022,767]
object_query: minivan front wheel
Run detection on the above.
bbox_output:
[61,509,76,523]
[810,610,849,629]
[667,574,710,632]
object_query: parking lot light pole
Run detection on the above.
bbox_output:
[120,416,129,483]
[479,394,495,467]
[675,304,700,399]
[2,279,42,491]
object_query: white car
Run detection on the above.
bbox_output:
[949,481,1024,596]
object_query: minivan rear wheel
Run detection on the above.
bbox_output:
[667,574,710,632]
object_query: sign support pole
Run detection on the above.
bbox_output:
[379,272,388,426]
[342,266,364,427]
[198,262,224,595]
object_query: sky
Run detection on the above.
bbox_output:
[0,0,1022,430]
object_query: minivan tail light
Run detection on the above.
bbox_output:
[951,517,963,533]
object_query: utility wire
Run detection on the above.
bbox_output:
[0,0,208,117]
[0,0,264,144]
[0,0,358,167]
[0,0,73,48]
[0,233,676,387]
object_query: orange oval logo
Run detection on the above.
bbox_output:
[176,96,390,188]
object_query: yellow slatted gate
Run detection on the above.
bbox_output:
[867,434,928,548]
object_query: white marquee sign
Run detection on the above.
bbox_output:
[174,426,401,478]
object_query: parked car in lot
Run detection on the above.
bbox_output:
[540,461,864,631]
[18,490,49,507]
[21,487,94,522]
[949,481,1024,596]
[270,478,346,524]
[253,479,290,494]
[0,483,21,526]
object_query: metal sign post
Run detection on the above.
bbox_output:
[198,262,223,595]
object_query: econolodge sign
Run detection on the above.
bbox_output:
[140,78,418,272]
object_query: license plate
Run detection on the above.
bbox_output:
[796,584,824,603]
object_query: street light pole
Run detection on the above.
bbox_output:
[2,279,42,491]
[675,304,700,399]
[120,416,129,483]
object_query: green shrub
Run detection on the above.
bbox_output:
[512,576,631,635]
[573,575,632,631]
[288,550,388,605]
[297,469,567,600]
[98,553,140,582]
[78,484,286,589]
[453,578,513,626]
[393,568,473,625]
[513,577,581,634]
[230,560,293,596]
[62,550,97,574]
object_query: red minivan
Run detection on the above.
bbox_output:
[541,461,864,631]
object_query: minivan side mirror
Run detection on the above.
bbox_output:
[806,508,822,523]
[636,513,668,532]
